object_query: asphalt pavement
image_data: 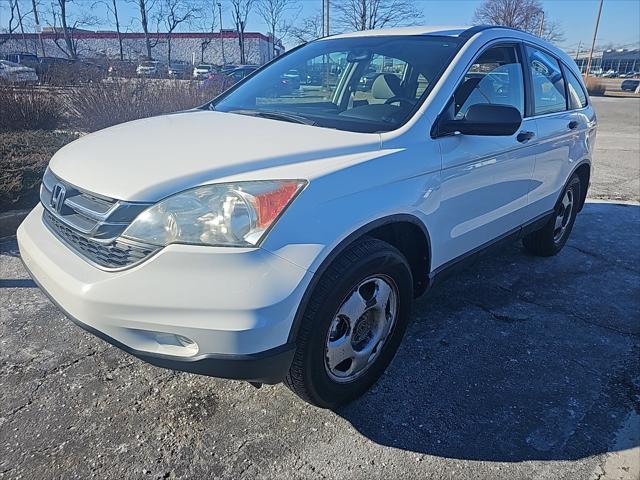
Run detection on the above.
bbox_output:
[1,96,639,480]
[1,201,638,480]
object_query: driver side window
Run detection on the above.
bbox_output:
[454,46,525,119]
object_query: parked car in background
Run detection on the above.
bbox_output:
[108,60,138,78]
[220,65,238,74]
[225,65,259,83]
[3,52,40,70]
[37,57,106,85]
[18,26,596,408]
[621,79,640,92]
[168,61,190,79]
[193,64,216,79]
[136,60,163,77]
[0,60,38,84]
[281,69,301,90]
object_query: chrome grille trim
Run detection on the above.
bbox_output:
[40,168,157,270]
[43,210,160,271]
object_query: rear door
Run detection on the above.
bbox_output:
[435,44,537,264]
[524,45,578,216]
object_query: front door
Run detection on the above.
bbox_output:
[433,44,537,267]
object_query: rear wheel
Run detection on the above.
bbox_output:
[285,237,413,408]
[523,175,581,256]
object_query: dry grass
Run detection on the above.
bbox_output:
[584,77,606,96]
[0,130,81,211]
[0,87,66,131]
[66,77,231,132]
[0,78,231,211]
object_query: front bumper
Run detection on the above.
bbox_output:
[18,205,313,383]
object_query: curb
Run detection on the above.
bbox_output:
[0,208,31,239]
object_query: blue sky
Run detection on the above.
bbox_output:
[1,0,639,52]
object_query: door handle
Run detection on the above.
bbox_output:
[568,120,579,130]
[516,130,535,143]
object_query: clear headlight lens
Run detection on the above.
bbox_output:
[122,180,305,247]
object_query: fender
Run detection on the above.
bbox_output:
[286,213,432,344]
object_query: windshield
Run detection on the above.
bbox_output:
[211,35,461,133]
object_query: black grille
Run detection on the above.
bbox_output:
[40,168,156,269]
[44,210,159,269]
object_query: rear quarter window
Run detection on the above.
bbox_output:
[565,68,588,109]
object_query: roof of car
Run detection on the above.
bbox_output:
[326,26,469,40]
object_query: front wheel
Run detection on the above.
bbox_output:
[285,237,413,408]
[523,175,581,256]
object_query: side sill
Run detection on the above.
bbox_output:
[427,210,554,289]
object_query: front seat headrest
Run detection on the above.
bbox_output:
[372,73,404,99]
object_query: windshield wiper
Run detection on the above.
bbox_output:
[228,109,316,126]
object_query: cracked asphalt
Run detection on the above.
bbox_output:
[1,97,639,479]
[1,202,638,480]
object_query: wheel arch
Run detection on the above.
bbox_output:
[287,214,432,344]
[572,161,591,212]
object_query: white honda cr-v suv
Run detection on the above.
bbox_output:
[18,26,596,407]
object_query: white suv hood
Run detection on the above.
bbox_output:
[49,110,381,201]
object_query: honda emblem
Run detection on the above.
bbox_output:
[50,183,66,213]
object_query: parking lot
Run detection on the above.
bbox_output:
[1,97,638,480]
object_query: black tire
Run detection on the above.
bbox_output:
[523,175,581,256]
[284,237,413,408]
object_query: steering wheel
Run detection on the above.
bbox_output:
[384,97,414,108]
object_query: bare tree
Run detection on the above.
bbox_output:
[54,0,75,58]
[288,12,323,44]
[13,0,30,51]
[133,0,155,59]
[473,0,563,42]
[256,0,296,58]
[229,0,255,65]
[94,0,124,60]
[335,0,422,32]
[196,0,217,63]
[49,0,98,58]
[0,0,21,47]
[159,0,200,64]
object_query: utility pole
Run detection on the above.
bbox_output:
[575,40,582,73]
[321,0,330,37]
[586,0,604,78]
[31,0,46,56]
[325,0,330,37]
[538,11,544,37]
[218,2,226,66]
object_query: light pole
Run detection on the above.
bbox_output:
[31,0,46,56]
[218,2,226,66]
[586,0,604,78]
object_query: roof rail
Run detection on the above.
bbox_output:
[459,25,527,40]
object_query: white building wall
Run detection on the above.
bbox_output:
[0,34,275,65]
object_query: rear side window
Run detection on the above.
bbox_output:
[526,46,567,115]
[565,68,588,109]
[454,45,525,118]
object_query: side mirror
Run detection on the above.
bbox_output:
[438,104,522,137]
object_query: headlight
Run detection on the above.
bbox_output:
[122,180,305,247]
